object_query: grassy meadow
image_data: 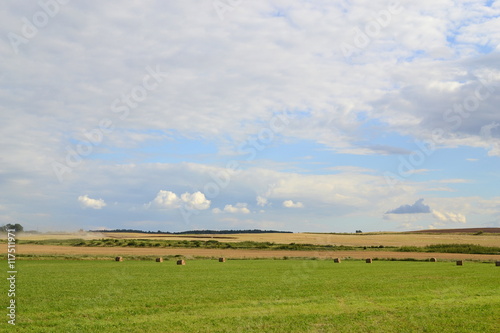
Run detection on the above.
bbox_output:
[3,259,500,332]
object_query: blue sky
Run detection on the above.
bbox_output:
[1,0,500,233]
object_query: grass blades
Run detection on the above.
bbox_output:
[3,260,499,332]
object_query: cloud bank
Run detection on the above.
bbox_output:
[213,203,250,214]
[1,1,498,232]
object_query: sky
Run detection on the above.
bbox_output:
[1,0,499,233]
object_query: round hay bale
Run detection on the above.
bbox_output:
[115,256,123,262]
[456,260,463,266]
[495,261,500,267]
[218,257,226,262]
[334,258,341,263]
[430,257,437,262]
[156,258,163,262]
[177,259,186,265]
[366,258,372,264]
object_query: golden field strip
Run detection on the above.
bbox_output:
[19,231,500,247]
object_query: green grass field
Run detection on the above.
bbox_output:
[3,259,499,332]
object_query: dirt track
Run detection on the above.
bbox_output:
[16,245,500,261]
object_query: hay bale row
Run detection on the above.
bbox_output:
[115,257,498,266]
[119,258,184,264]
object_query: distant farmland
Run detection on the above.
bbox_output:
[13,228,500,261]
[20,229,500,247]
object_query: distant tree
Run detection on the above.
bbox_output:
[1,224,23,232]
[355,230,363,234]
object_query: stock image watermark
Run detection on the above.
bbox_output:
[281,234,340,286]
[384,72,498,186]
[480,122,500,156]
[6,229,17,326]
[213,0,245,20]
[51,65,168,183]
[7,0,71,54]
[339,2,403,59]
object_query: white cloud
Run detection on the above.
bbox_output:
[180,192,211,210]
[256,195,268,207]
[149,190,210,210]
[213,203,250,214]
[283,200,304,208]
[438,179,472,184]
[78,195,106,210]
[432,210,466,224]
[402,169,434,175]
[151,190,180,209]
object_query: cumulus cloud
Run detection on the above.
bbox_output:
[149,190,210,210]
[78,195,106,210]
[283,200,304,208]
[256,196,268,207]
[151,190,180,209]
[385,198,430,214]
[432,210,466,224]
[213,203,250,214]
[180,192,211,210]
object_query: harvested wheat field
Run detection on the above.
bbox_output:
[16,244,500,261]
[18,229,500,247]
[33,230,499,247]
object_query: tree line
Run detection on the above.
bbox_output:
[89,229,293,234]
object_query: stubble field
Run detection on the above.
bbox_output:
[18,231,500,247]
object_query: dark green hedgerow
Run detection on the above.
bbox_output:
[397,243,500,255]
